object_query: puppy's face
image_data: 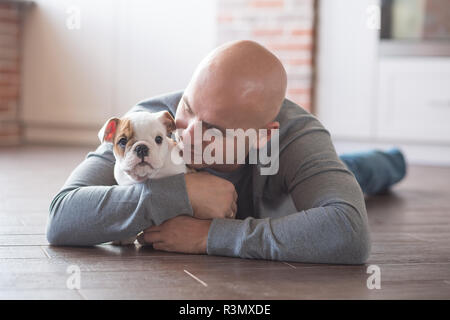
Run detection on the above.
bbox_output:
[99,111,176,182]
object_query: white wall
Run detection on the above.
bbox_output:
[315,0,380,139]
[21,0,216,145]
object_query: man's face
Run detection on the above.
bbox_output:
[174,93,252,171]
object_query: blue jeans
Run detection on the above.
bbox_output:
[339,148,407,195]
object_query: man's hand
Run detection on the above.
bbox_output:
[137,216,212,254]
[185,171,237,220]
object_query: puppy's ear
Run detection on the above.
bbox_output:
[157,111,176,134]
[98,117,120,143]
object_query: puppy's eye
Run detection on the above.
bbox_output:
[118,137,127,148]
[155,136,163,145]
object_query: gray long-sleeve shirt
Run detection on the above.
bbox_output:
[47,91,371,264]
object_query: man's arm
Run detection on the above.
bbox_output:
[206,124,371,264]
[47,91,194,246]
[46,143,194,245]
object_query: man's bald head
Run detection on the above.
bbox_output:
[184,40,287,130]
[175,40,286,171]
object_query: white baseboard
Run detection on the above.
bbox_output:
[333,139,450,166]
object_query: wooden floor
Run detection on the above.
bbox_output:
[1,145,450,300]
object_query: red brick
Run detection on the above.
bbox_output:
[0,34,18,47]
[0,6,19,23]
[0,4,21,145]
[266,43,312,51]
[0,47,18,60]
[291,29,313,36]
[252,28,283,37]
[0,85,19,98]
[0,60,18,72]
[0,4,14,10]
[0,122,20,134]
[248,0,284,8]
[288,94,310,102]
[0,130,21,137]
[0,22,19,36]
[288,90,311,99]
[286,58,312,65]
[0,97,15,111]
[0,16,19,24]
[217,0,316,111]
[288,87,311,95]
[0,73,19,86]
[217,14,233,23]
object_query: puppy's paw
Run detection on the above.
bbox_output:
[137,231,147,246]
[112,236,136,246]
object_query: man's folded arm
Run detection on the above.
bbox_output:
[47,142,193,246]
[206,126,371,264]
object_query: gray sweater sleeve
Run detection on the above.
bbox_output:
[206,123,371,265]
[47,129,193,245]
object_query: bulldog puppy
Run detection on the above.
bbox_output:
[98,110,187,245]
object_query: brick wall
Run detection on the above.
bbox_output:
[217,0,317,111]
[0,2,21,146]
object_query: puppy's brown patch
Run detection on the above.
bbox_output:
[157,111,176,134]
[113,118,135,158]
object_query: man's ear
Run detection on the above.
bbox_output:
[98,117,120,143]
[156,111,176,135]
[252,121,280,149]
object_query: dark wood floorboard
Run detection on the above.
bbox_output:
[1,145,449,299]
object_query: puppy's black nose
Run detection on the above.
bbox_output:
[135,144,149,159]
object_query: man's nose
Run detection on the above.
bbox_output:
[175,117,187,130]
[183,121,203,144]
[135,144,149,159]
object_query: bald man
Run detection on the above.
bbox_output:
[47,41,406,264]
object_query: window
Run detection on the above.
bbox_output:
[381,0,450,41]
